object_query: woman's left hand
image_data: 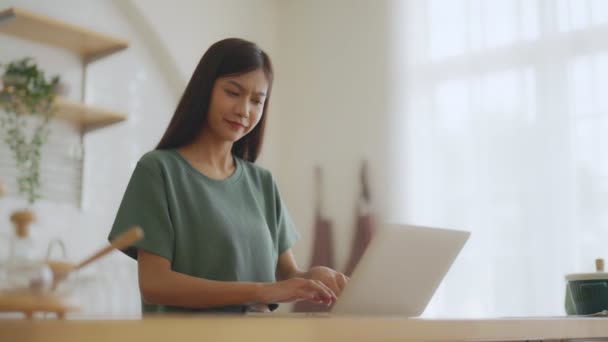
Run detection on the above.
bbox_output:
[305,266,349,297]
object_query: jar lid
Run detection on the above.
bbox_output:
[566,258,607,281]
[565,272,608,281]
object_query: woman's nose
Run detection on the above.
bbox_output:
[234,99,250,118]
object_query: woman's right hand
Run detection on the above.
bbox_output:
[258,278,337,305]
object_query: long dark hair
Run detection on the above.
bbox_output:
[156,38,273,162]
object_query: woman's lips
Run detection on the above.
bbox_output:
[225,120,245,130]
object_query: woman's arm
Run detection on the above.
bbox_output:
[276,249,349,296]
[138,249,335,308]
[275,249,307,280]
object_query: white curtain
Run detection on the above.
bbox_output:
[389,0,608,317]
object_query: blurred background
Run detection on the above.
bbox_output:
[0,0,606,318]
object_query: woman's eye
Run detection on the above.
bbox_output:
[252,99,264,105]
[226,90,239,97]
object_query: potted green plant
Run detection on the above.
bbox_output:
[0,57,59,235]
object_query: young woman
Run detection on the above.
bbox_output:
[109,38,348,313]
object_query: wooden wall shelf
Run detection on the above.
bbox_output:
[0,6,129,131]
[0,97,126,129]
[54,97,126,128]
[0,7,128,61]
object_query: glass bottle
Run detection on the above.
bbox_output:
[5,210,41,291]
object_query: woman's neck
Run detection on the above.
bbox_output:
[178,132,236,179]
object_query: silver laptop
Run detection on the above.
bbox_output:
[329,224,470,316]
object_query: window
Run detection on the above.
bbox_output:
[391,0,608,316]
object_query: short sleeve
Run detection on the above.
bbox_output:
[108,161,174,261]
[272,178,300,255]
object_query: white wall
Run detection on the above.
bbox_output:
[272,0,392,272]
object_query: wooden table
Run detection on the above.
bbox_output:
[1,315,607,342]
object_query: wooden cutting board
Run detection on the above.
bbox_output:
[0,289,78,319]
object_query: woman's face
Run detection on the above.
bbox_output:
[204,68,268,143]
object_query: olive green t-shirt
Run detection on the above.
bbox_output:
[108,149,299,313]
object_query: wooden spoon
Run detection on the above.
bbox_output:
[45,226,143,286]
